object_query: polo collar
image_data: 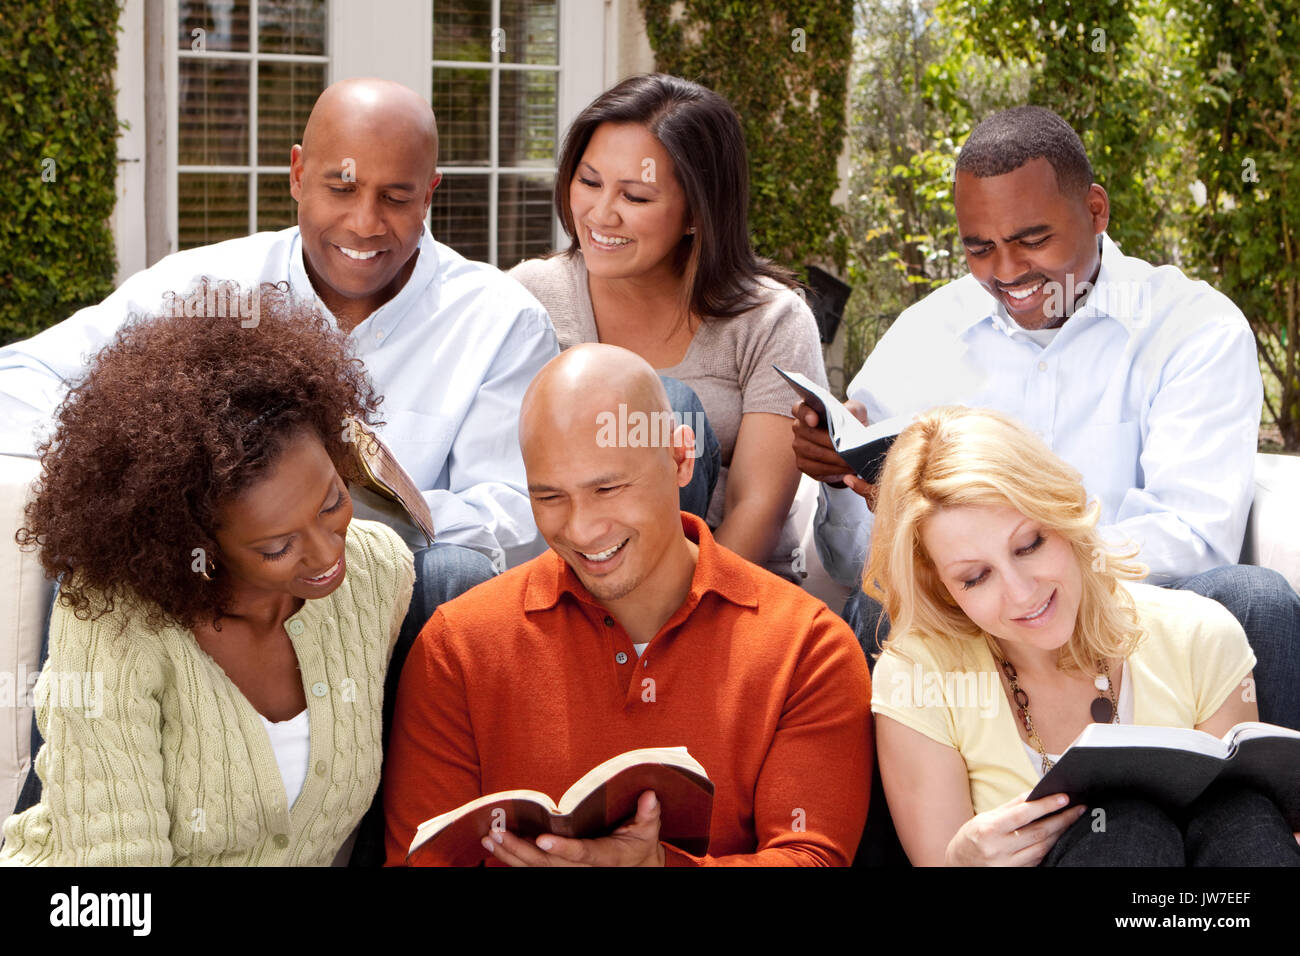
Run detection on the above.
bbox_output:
[523,511,761,615]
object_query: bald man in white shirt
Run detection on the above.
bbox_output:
[1,78,560,863]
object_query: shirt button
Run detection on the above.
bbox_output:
[273,834,289,849]
[311,681,328,698]
[604,616,615,627]
[287,620,304,636]
[1037,361,1048,372]
[615,651,628,665]
[315,760,327,777]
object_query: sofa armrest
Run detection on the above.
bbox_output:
[0,454,53,821]
[1241,452,1300,593]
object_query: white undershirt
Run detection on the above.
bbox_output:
[632,642,649,658]
[260,708,310,808]
[1022,661,1134,775]
[1010,321,1062,348]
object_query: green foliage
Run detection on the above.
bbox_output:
[0,1,121,345]
[839,0,1027,387]
[1183,0,1300,449]
[936,0,1198,263]
[642,0,855,273]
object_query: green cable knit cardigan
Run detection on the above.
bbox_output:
[0,519,414,866]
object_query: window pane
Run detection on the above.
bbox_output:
[178,58,250,166]
[499,70,556,167]
[178,0,251,53]
[431,174,490,262]
[500,0,558,65]
[433,0,492,63]
[433,68,491,165]
[258,61,327,166]
[259,0,328,55]
[179,173,249,249]
[257,173,297,233]
[498,173,555,267]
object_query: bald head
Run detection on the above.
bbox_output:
[520,344,673,458]
[520,345,697,603]
[301,78,438,181]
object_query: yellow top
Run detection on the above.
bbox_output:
[870,582,1256,815]
[0,519,413,866]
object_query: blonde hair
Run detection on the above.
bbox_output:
[864,405,1146,673]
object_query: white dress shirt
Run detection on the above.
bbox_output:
[815,233,1262,588]
[0,226,559,568]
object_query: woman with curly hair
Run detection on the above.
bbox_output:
[867,405,1299,866]
[0,283,414,866]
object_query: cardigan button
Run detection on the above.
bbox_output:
[287,620,305,636]
[315,760,327,777]
[273,834,289,849]
[311,682,328,698]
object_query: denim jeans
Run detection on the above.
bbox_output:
[1040,783,1300,866]
[659,375,720,521]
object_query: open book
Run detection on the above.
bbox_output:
[774,366,909,484]
[345,417,435,547]
[1027,722,1300,828]
[407,746,715,865]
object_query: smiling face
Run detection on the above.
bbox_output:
[569,122,692,284]
[920,502,1082,653]
[289,84,440,326]
[212,428,353,602]
[954,157,1109,330]
[524,419,692,604]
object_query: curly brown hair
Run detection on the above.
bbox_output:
[17,281,383,630]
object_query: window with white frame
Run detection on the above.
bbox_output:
[431,0,559,267]
[175,0,330,249]
[165,0,605,261]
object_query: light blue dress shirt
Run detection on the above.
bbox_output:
[815,233,1262,587]
[0,226,559,568]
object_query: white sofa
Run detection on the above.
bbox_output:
[4,452,1299,824]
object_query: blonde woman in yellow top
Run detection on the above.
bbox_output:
[867,405,1298,866]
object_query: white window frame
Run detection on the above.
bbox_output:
[142,0,608,262]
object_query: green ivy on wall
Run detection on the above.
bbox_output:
[642,0,854,274]
[0,1,121,345]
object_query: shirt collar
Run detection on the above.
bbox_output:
[523,511,760,615]
[287,225,441,333]
[971,232,1134,339]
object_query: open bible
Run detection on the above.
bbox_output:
[1027,722,1300,828]
[406,746,715,865]
[344,417,435,547]
[774,366,909,484]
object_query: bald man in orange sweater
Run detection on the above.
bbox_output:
[383,344,872,866]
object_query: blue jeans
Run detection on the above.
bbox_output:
[844,564,1300,730]
[1041,784,1300,866]
[659,375,720,521]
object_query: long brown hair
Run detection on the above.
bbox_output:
[553,72,799,322]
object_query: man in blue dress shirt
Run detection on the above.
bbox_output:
[794,106,1299,732]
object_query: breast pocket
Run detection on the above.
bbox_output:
[373,410,456,487]
[1067,421,1141,520]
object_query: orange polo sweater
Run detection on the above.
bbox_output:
[383,513,872,866]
